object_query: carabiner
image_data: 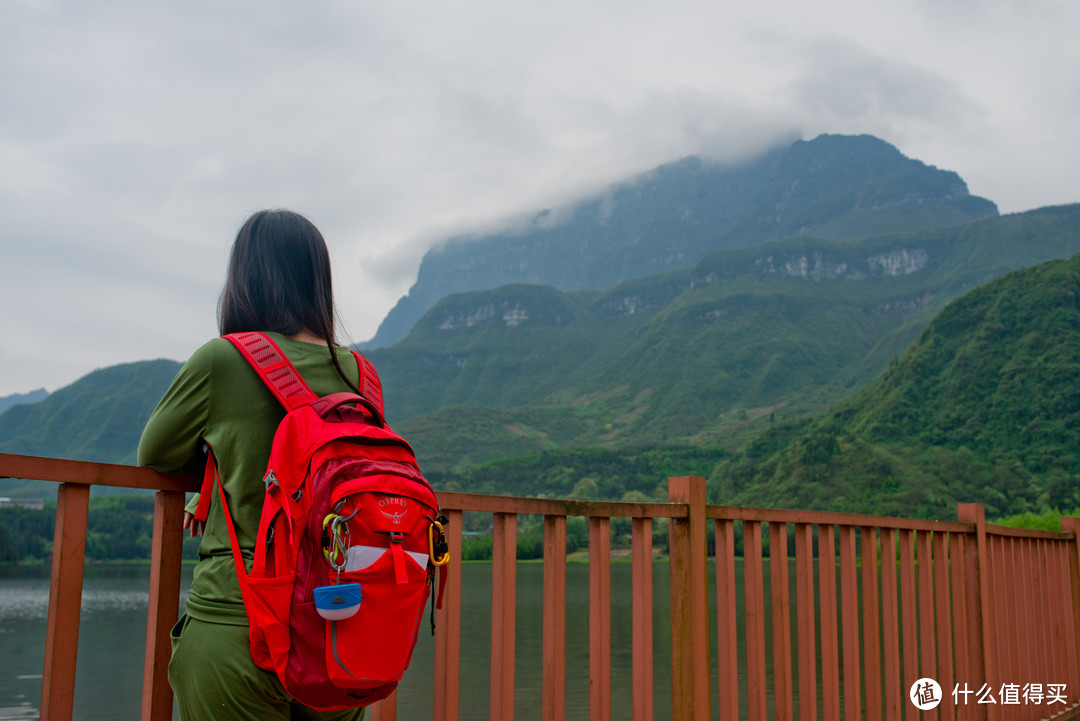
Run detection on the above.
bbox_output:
[428,520,450,567]
[322,513,349,569]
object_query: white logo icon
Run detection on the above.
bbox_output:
[378,496,410,524]
[910,678,942,710]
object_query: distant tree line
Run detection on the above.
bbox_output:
[0,495,200,564]
[2,493,1074,565]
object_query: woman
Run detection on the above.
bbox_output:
[139,210,365,721]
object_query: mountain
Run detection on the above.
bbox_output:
[370,204,1080,470]
[0,388,48,415]
[367,134,998,348]
[716,252,1080,518]
[0,360,181,466]
[2,204,1077,493]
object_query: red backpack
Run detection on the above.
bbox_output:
[194,331,448,710]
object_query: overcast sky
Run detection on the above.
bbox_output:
[2,0,1078,397]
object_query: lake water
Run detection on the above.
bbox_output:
[5,554,1004,719]
[1,561,711,720]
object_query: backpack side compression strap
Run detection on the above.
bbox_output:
[224,332,318,412]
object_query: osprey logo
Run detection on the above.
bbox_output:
[378,496,410,524]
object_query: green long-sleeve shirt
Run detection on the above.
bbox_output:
[138,333,360,625]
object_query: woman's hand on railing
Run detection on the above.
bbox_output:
[182,512,205,537]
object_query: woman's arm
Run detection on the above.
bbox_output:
[138,341,214,474]
[139,342,217,536]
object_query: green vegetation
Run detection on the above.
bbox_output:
[0,359,180,466]
[429,445,721,499]
[377,205,1080,473]
[716,254,1080,519]
[992,508,1080,532]
[0,495,201,564]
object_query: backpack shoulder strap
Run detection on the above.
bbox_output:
[224,332,318,412]
[351,350,385,419]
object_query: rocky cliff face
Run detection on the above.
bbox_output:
[364,134,997,348]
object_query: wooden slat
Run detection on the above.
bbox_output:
[1034,541,1053,717]
[1017,540,1035,721]
[932,532,954,721]
[916,531,937,721]
[957,503,996,721]
[1064,518,1080,702]
[712,520,738,721]
[1039,541,1062,709]
[794,523,817,721]
[1026,540,1043,719]
[543,515,567,721]
[707,503,971,534]
[948,533,972,721]
[899,529,917,721]
[769,522,793,721]
[667,477,709,721]
[1033,540,1053,721]
[491,512,518,721]
[715,519,739,721]
[1050,538,1073,706]
[992,536,1014,700]
[434,509,463,721]
[881,529,902,721]
[1013,538,1031,715]
[370,689,397,721]
[0,452,198,492]
[140,490,185,721]
[838,526,861,721]
[438,491,686,519]
[744,521,767,721]
[1052,536,1080,705]
[589,516,612,721]
[818,524,840,721]
[861,526,882,721]
[40,482,90,721]
[631,517,653,721]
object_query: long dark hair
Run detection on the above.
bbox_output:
[218,209,357,391]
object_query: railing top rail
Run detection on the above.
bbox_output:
[437,490,689,518]
[985,522,1075,541]
[706,503,974,534]
[5,452,1075,540]
[0,452,199,494]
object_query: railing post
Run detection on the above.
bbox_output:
[434,509,463,721]
[491,512,518,721]
[369,689,397,721]
[141,490,186,721]
[957,503,995,721]
[1062,517,1080,701]
[589,516,612,721]
[631,517,654,721]
[41,482,90,721]
[543,515,567,721]
[668,476,709,721]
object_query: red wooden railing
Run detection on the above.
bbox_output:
[2,453,1079,721]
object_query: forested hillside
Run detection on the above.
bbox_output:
[376,204,1080,470]
[0,360,180,496]
[0,389,48,415]
[714,253,1080,518]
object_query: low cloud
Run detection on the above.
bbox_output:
[1,0,1078,395]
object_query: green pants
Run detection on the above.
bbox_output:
[169,615,365,721]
